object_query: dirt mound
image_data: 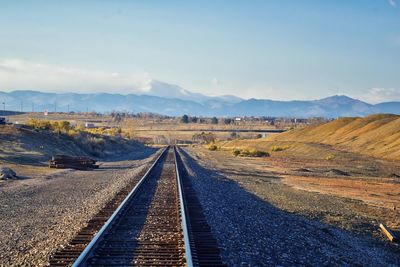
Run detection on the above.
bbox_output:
[0,125,88,166]
[0,125,144,167]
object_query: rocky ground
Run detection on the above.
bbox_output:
[180,147,400,266]
[0,147,158,266]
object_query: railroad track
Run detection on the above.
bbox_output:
[49,146,224,266]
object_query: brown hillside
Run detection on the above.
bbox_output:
[269,114,400,161]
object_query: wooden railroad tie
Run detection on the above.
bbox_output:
[379,223,398,242]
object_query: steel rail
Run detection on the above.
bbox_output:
[72,146,168,267]
[174,146,194,267]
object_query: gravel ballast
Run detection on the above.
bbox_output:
[0,149,159,266]
[179,148,400,266]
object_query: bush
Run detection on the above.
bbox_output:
[208,144,218,151]
[27,119,71,134]
[192,132,216,144]
[271,145,289,152]
[325,154,335,160]
[230,132,239,139]
[248,149,270,157]
[234,148,269,157]
[27,118,52,130]
[232,148,241,156]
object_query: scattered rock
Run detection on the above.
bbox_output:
[0,167,17,180]
[180,148,400,266]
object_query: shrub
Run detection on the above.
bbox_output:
[232,148,241,156]
[248,149,270,157]
[271,145,289,152]
[208,144,218,151]
[27,118,52,130]
[325,154,335,160]
[192,132,216,144]
[230,132,239,139]
[237,148,269,157]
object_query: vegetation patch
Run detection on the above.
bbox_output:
[325,154,335,160]
[271,145,290,152]
[232,148,241,156]
[232,148,269,157]
[25,119,135,157]
[207,144,219,151]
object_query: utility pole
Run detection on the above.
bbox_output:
[67,104,70,113]
[32,103,34,113]
[20,101,23,112]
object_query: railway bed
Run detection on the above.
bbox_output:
[49,146,223,266]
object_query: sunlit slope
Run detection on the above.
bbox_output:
[269,114,400,161]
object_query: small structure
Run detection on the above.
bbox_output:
[85,122,96,128]
[85,120,103,128]
[0,117,6,125]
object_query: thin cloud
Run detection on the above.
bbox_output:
[0,59,153,94]
[388,0,397,7]
[362,88,400,103]
[211,77,223,87]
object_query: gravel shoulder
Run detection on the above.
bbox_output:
[180,147,400,266]
[0,147,159,266]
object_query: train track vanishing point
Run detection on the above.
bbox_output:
[49,146,224,267]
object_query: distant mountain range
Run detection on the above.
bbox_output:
[0,87,399,118]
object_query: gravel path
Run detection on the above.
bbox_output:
[0,148,159,266]
[179,148,400,266]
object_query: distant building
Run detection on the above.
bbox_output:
[85,122,96,128]
[235,117,242,121]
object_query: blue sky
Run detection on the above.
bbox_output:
[0,0,399,103]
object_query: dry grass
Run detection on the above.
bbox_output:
[217,114,400,162]
[282,175,400,210]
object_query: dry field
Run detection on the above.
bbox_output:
[1,113,399,265]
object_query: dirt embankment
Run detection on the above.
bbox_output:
[216,114,400,162]
[0,125,148,179]
[269,114,400,161]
